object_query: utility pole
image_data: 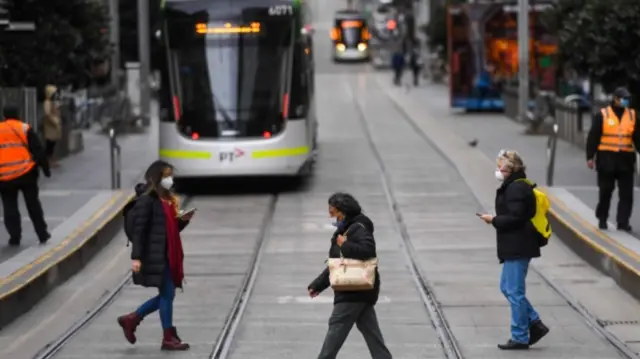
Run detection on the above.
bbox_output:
[109,0,120,87]
[137,0,150,123]
[517,0,529,122]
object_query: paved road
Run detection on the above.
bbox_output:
[390,81,640,236]
[0,108,158,258]
[382,74,640,355]
[2,0,640,358]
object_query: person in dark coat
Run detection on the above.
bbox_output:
[308,192,392,359]
[117,160,194,351]
[478,150,549,350]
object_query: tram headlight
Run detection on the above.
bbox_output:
[336,43,346,52]
[357,43,367,51]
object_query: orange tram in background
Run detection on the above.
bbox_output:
[447,1,557,111]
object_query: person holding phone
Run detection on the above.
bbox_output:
[117,160,194,351]
[477,150,549,350]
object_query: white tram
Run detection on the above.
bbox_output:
[156,0,317,178]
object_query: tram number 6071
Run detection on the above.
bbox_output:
[269,5,293,16]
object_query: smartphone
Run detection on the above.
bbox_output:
[180,208,197,217]
[475,212,483,217]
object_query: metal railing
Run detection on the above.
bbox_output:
[108,127,121,189]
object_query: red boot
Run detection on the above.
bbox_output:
[117,313,142,344]
[170,327,181,341]
[161,328,190,351]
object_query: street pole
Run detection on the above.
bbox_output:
[137,0,150,123]
[109,0,120,87]
[518,0,529,122]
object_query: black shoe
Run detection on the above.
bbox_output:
[497,339,529,350]
[529,320,549,345]
[38,233,51,244]
[617,224,632,232]
[598,219,608,230]
[8,237,20,246]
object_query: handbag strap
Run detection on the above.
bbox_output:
[339,222,366,259]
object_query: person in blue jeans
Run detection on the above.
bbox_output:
[478,150,550,350]
[117,161,194,350]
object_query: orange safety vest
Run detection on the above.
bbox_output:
[0,119,35,181]
[598,106,636,152]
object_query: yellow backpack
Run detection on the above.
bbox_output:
[515,179,551,246]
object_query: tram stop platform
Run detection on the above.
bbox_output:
[0,189,134,329]
[543,187,640,300]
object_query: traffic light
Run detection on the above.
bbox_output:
[0,0,8,27]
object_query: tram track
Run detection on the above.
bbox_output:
[348,81,464,359]
[380,82,640,359]
[31,194,279,359]
[350,78,639,359]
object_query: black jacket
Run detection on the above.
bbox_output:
[130,186,189,288]
[586,105,640,173]
[308,213,380,305]
[492,170,541,262]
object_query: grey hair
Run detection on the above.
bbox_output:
[497,150,526,172]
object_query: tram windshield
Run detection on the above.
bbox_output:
[163,4,294,139]
[331,14,369,46]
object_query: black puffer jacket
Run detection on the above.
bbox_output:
[130,186,189,288]
[308,213,380,305]
[492,170,541,262]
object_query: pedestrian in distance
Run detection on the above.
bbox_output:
[43,85,62,168]
[308,192,393,359]
[477,150,549,350]
[408,45,423,87]
[391,49,405,86]
[0,105,51,246]
[586,87,640,231]
[117,160,194,351]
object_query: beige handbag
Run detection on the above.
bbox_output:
[328,224,378,291]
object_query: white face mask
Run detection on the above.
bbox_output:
[495,169,504,181]
[160,176,174,189]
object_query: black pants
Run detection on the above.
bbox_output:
[318,302,392,359]
[596,170,634,225]
[393,68,404,86]
[0,171,48,242]
[411,67,420,86]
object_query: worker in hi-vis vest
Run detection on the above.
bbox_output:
[586,87,640,231]
[0,106,51,246]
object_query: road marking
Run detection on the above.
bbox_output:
[277,295,391,304]
[0,191,129,291]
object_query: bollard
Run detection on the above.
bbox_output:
[546,123,559,187]
[108,127,122,189]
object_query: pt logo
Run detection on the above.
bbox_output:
[219,148,245,162]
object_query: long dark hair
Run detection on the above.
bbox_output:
[328,192,362,219]
[144,160,174,197]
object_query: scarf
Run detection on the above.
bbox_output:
[161,199,184,288]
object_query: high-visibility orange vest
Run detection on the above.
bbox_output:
[0,119,36,181]
[598,106,636,152]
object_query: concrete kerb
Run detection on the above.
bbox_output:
[541,189,640,301]
[0,191,135,330]
[375,74,640,303]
